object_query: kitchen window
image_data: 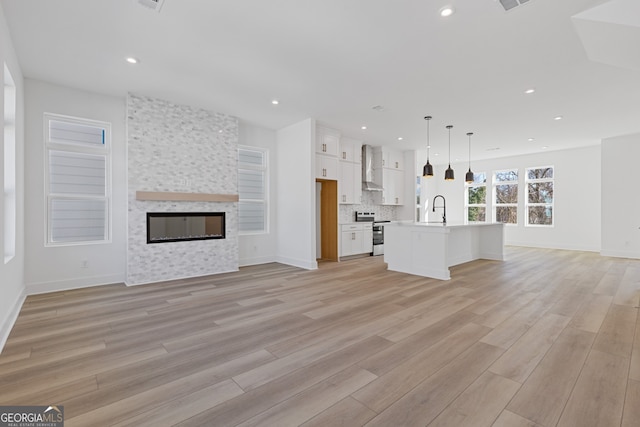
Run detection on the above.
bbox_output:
[45,113,111,245]
[238,146,268,233]
[493,169,518,224]
[465,172,487,223]
[526,166,554,226]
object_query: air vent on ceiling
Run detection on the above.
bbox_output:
[138,0,165,12]
[498,0,531,12]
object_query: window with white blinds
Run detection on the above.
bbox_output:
[238,147,267,233]
[45,114,111,245]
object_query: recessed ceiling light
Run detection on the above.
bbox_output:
[542,146,548,149]
[126,57,138,64]
[434,153,440,156]
[361,126,367,130]
[554,116,563,121]
[528,138,535,142]
[271,99,279,105]
[398,137,403,141]
[525,88,535,94]
[440,6,455,17]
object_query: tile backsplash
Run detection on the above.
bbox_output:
[339,191,398,223]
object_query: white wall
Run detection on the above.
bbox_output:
[0,2,26,351]
[238,120,278,266]
[24,80,127,293]
[601,133,640,258]
[417,145,601,252]
[276,118,317,269]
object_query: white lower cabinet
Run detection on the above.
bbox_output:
[340,223,373,257]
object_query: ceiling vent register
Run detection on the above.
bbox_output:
[138,0,165,12]
[499,0,531,12]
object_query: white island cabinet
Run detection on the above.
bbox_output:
[384,222,505,280]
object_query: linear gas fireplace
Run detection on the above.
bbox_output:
[146,212,225,244]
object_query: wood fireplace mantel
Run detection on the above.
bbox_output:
[135,191,239,202]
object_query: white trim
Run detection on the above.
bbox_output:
[0,289,26,354]
[26,274,124,295]
[509,241,600,252]
[275,255,318,270]
[600,250,640,260]
[238,145,269,234]
[524,165,554,227]
[124,268,239,287]
[26,274,125,295]
[44,113,112,246]
[493,168,519,225]
[464,171,487,224]
[239,255,278,267]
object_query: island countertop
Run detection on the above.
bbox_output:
[384,221,505,280]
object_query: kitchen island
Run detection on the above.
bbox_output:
[384,222,505,280]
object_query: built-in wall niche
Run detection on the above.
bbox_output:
[146,212,225,244]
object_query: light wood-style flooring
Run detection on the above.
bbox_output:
[1,247,639,426]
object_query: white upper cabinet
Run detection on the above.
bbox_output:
[316,126,339,157]
[316,155,338,180]
[315,125,339,180]
[338,137,363,204]
[379,147,403,170]
[339,137,362,163]
[372,146,405,205]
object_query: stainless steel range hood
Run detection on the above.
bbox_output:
[362,145,383,191]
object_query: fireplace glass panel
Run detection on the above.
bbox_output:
[147,212,225,243]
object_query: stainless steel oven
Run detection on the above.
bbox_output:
[372,221,390,256]
[355,211,389,256]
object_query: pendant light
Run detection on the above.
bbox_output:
[465,132,474,183]
[444,125,455,181]
[422,116,434,177]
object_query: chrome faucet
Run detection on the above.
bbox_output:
[433,195,446,225]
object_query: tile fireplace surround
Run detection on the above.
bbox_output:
[126,94,239,285]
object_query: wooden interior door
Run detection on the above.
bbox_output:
[317,179,338,261]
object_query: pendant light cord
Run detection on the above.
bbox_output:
[468,133,471,169]
[447,125,452,166]
[426,116,431,161]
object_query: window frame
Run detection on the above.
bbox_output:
[525,165,554,227]
[44,113,112,246]
[237,145,269,235]
[464,172,487,224]
[4,63,16,263]
[493,168,519,225]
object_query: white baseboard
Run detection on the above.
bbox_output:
[0,289,26,354]
[26,273,125,295]
[600,249,640,260]
[124,268,239,286]
[275,255,318,270]
[506,241,600,253]
[239,255,277,267]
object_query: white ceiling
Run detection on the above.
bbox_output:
[2,0,639,164]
